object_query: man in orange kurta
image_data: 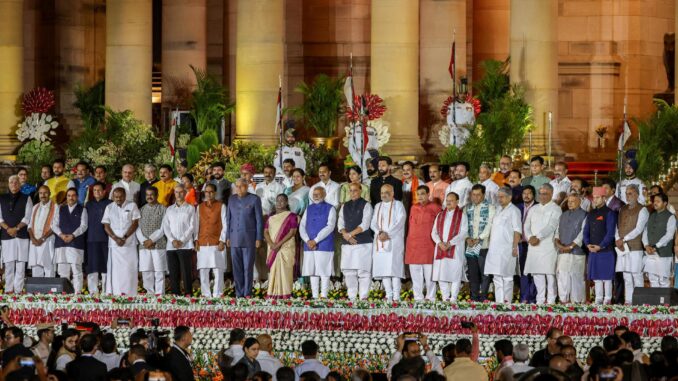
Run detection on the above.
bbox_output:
[195,184,228,298]
[405,186,440,301]
[426,164,449,207]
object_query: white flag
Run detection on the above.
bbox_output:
[168,111,177,156]
[344,70,354,111]
[617,119,630,151]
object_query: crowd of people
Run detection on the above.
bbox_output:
[0,317,677,381]
[0,153,676,304]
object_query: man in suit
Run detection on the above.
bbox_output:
[128,344,153,377]
[517,185,537,303]
[226,178,263,298]
[165,326,195,381]
[601,178,625,304]
[66,333,107,381]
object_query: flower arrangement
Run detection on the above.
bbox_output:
[345,94,387,122]
[15,87,59,183]
[21,87,56,115]
[440,94,481,119]
[595,125,608,138]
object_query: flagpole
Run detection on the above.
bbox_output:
[451,29,457,127]
[617,98,627,198]
[172,106,178,170]
[278,74,284,173]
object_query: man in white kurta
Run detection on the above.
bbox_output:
[479,164,500,206]
[614,184,648,304]
[484,187,522,303]
[110,164,141,204]
[163,185,196,296]
[308,164,340,208]
[0,175,33,293]
[28,186,57,277]
[135,187,168,295]
[257,166,285,216]
[102,187,141,296]
[524,184,562,304]
[52,188,88,293]
[300,187,337,298]
[338,183,374,300]
[195,183,228,298]
[549,162,571,204]
[370,184,406,301]
[444,163,473,208]
[642,193,676,287]
[431,192,468,302]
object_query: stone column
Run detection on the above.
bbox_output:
[0,0,23,156]
[235,0,284,145]
[509,0,557,154]
[675,0,678,104]
[105,0,152,123]
[162,0,206,107]
[371,0,425,160]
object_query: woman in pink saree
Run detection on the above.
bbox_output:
[264,194,299,298]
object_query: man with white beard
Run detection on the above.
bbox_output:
[370,184,406,301]
[0,175,33,293]
[431,192,468,302]
[28,186,57,278]
[338,183,374,300]
[484,187,522,303]
[300,187,337,299]
[524,184,562,304]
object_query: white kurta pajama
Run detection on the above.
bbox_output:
[338,202,374,300]
[136,204,168,295]
[555,218,587,304]
[28,201,57,277]
[309,180,341,208]
[102,201,141,296]
[615,207,648,303]
[481,179,500,206]
[444,177,473,208]
[300,207,337,298]
[370,200,406,301]
[52,205,88,293]
[0,196,33,293]
[431,208,468,301]
[642,214,676,287]
[484,203,522,303]
[195,203,228,298]
[523,201,562,304]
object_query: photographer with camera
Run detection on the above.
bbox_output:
[387,333,443,380]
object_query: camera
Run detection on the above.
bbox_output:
[147,318,170,354]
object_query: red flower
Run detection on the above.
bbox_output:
[22,87,56,115]
[229,299,236,305]
[345,94,387,122]
[547,307,553,312]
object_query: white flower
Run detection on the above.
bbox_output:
[16,112,58,142]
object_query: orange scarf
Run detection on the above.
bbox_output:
[404,176,420,204]
[31,202,56,238]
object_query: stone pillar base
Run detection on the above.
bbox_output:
[384,133,426,162]
[0,135,19,157]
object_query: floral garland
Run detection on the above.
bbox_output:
[440,94,481,119]
[345,94,387,122]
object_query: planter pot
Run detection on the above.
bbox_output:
[310,136,340,150]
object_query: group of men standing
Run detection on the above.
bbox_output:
[0,154,675,304]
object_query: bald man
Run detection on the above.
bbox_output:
[111,164,141,205]
[371,184,407,301]
[426,164,449,205]
[255,334,283,380]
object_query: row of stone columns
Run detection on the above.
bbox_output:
[0,0,625,158]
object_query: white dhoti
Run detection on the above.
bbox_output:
[644,255,673,288]
[197,245,226,298]
[55,247,84,293]
[523,202,562,304]
[28,237,55,277]
[139,249,167,295]
[341,243,372,300]
[615,249,644,304]
[556,253,586,303]
[302,250,334,299]
[106,246,138,296]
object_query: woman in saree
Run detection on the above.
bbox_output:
[284,168,310,215]
[264,194,299,298]
[339,165,370,204]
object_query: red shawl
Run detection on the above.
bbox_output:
[435,207,463,259]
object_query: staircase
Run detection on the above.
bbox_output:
[565,161,618,186]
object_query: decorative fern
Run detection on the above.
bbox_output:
[291,74,345,137]
[73,81,105,130]
[635,99,678,182]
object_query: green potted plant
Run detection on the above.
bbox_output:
[190,65,235,133]
[291,74,344,149]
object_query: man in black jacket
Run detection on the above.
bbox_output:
[529,327,563,368]
[129,344,154,377]
[66,334,107,381]
[165,325,195,381]
[369,156,403,206]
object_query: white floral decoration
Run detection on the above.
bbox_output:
[343,119,391,149]
[16,112,58,142]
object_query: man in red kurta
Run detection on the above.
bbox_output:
[405,186,440,301]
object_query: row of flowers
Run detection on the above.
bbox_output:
[6,301,677,338]
[3,292,677,316]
